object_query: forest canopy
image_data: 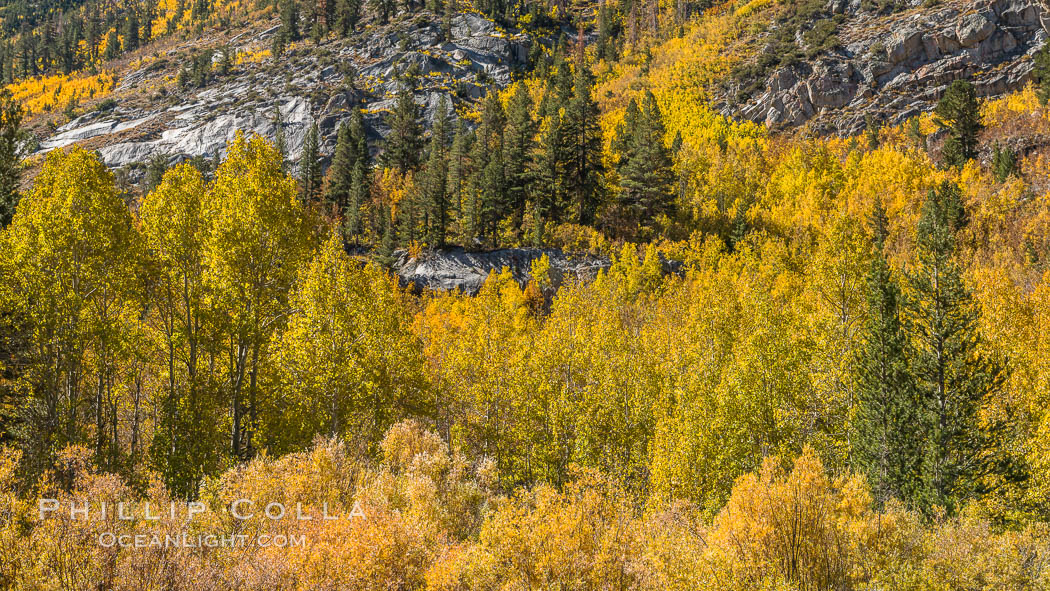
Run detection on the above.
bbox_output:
[2,0,1050,587]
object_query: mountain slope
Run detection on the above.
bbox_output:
[10,0,1050,179]
[716,0,1048,135]
[29,10,531,178]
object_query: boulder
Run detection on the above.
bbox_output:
[806,62,856,109]
[998,2,1038,27]
[957,13,996,47]
[887,29,924,64]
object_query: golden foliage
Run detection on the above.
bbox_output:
[6,71,116,116]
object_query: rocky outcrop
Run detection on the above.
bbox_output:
[34,12,531,175]
[726,0,1048,135]
[387,247,684,294]
[389,248,610,294]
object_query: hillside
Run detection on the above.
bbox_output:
[5,0,1050,588]
[718,0,1048,134]
[20,10,533,178]
[6,0,1047,179]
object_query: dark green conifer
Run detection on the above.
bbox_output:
[281,0,301,41]
[935,80,982,167]
[299,121,323,202]
[0,89,26,227]
[421,97,451,247]
[615,91,674,238]
[466,93,505,244]
[503,83,537,232]
[991,142,1016,183]
[328,122,354,210]
[563,56,604,225]
[907,181,1004,512]
[854,198,923,508]
[535,91,568,225]
[381,85,424,174]
[447,121,471,219]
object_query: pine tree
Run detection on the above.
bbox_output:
[907,181,1004,512]
[442,0,454,42]
[611,97,640,161]
[991,142,1016,182]
[334,0,361,36]
[39,16,55,70]
[864,114,881,150]
[217,46,233,76]
[370,0,396,23]
[935,80,982,168]
[104,29,121,61]
[299,121,322,202]
[533,55,575,227]
[58,21,78,73]
[615,91,674,239]
[466,93,505,244]
[143,153,170,195]
[381,85,423,174]
[345,106,369,165]
[460,183,481,247]
[309,0,328,43]
[529,199,544,246]
[535,92,568,225]
[563,56,603,225]
[84,6,100,61]
[280,0,302,42]
[191,0,210,21]
[345,163,366,243]
[346,108,370,240]
[142,1,156,44]
[728,197,749,252]
[310,18,324,44]
[375,202,397,266]
[272,29,287,56]
[596,1,617,62]
[907,117,927,152]
[0,42,13,84]
[190,51,212,87]
[0,89,26,227]
[398,174,420,246]
[447,121,471,225]
[122,11,140,52]
[551,49,574,107]
[503,83,537,232]
[327,122,354,210]
[421,97,451,246]
[854,198,922,508]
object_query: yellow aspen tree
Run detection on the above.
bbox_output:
[262,234,430,455]
[0,147,144,475]
[805,212,871,468]
[139,163,225,496]
[203,132,316,459]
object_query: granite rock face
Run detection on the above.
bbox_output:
[725,0,1048,135]
[387,247,684,294]
[35,12,530,174]
[390,248,612,294]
